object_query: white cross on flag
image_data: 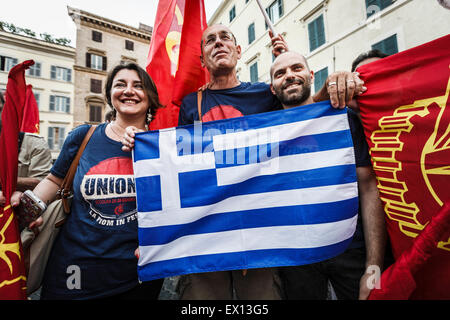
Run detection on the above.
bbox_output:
[133,101,358,281]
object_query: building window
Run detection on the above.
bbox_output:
[372,34,398,55]
[0,56,18,72]
[50,66,72,82]
[265,0,284,28]
[90,79,102,94]
[47,126,66,151]
[250,62,258,83]
[92,30,102,42]
[49,95,70,113]
[33,92,40,109]
[125,40,134,51]
[229,5,236,22]
[26,62,41,77]
[89,105,103,123]
[248,23,255,45]
[314,67,328,93]
[366,0,393,18]
[308,14,326,52]
[86,53,107,71]
[91,54,103,71]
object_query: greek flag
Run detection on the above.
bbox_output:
[133,101,358,281]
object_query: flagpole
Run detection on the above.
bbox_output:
[255,0,278,36]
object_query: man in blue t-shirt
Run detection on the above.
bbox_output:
[176,24,368,300]
[271,51,386,300]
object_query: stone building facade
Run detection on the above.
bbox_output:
[0,30,75,160]
[209,0,450,90]
[68,6,152,127]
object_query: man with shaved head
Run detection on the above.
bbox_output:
[270,51,386,300]
[269,51,314,108]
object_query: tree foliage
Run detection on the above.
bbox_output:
[0,21,71,46]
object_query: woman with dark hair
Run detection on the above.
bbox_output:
[20,63,164,299]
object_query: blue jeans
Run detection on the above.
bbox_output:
[279,247,366,300]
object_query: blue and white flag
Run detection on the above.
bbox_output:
[133,101,358,281]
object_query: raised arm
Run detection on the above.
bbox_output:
[269,30,288,57]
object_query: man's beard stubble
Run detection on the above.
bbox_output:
[278,78,312,108]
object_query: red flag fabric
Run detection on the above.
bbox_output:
[0,60,34,299]
[357,35,450,299]
[147,0,209,130]
[368,202,450,299]
[20,85,40,134]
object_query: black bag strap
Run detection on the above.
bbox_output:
[18,131,25,151]
[58,125,96,213]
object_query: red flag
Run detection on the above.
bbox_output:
[368,202,450,299]
[147,0,209,130]
[20,85,40,134]
[0,60,34,299]
[357,35,450,299]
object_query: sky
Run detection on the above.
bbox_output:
[1,0,224,46]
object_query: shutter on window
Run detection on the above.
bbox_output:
[316,15,325,48]
[89,105,95,122]
[248,23,254,44]
[58,128,65,150]
[47,127,54,150]
[385,34,398,55]
[102,56,107,71]
[92,31,102,42]
[66,97,70,113]
[381,0,392,10]
[93,79,102,93]
[86,53,91,68]
[308,20,317,51]
[50,65,56,79]
[36,63,41,77]
[49,95,55,111]
[314,67,328,92]
[278,0,284,17]
[96,106,102,122]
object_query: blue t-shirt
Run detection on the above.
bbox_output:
[41,123,140,299]
[178,82,281,125]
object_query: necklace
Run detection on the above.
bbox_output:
[109,122,123,140]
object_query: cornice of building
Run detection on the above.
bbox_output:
[209,0,227,24]
[67,6,152,42]
[0,30,75,58]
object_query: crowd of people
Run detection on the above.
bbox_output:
[3,24,395,300]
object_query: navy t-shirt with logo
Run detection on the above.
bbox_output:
[178,82,281,125]
[41,123,140,299]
